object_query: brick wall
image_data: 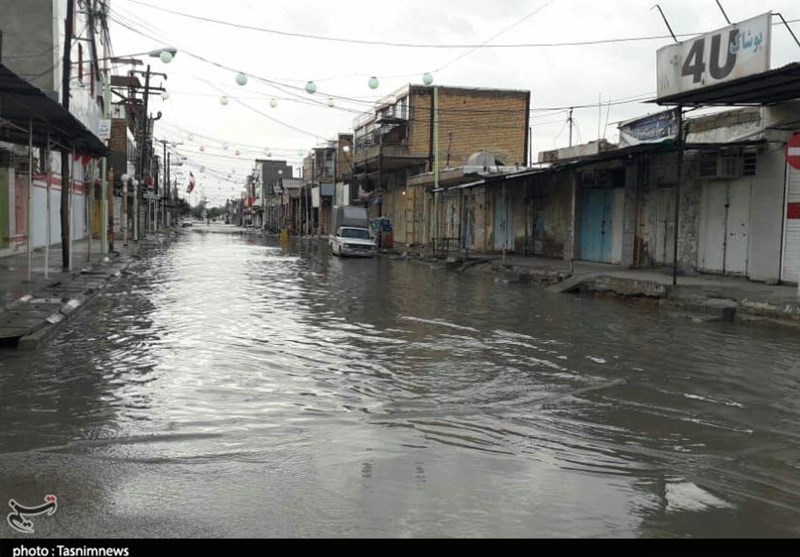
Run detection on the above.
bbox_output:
[408,87,529,171]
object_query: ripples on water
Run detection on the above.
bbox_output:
[0,228,799,537]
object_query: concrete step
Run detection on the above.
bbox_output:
[546,273,594,294]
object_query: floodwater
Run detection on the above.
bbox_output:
[1,226,799,538]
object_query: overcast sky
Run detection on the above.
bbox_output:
[106,0,800,206]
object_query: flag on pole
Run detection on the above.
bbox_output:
[187,172,196,193]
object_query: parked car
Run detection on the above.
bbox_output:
[329,206,376,257]
[181,220,193,228]
[330,226,377,257]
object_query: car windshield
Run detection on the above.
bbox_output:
[341,228,370,239]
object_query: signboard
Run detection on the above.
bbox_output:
[787,133,800,171]
[98,119,111,141]
[311,186,320,208]
[618,109,679,146]
[657,12,771,99]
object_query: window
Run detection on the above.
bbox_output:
[698,152,718,178]
[743,152,757,176]
[341,228,370,239]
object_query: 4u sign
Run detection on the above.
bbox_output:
[656,12,771,99]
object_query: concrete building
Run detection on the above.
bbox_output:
[255,159,293,232]
[0,0,108,257]
[405,101,800,286]
[301,141,336,235]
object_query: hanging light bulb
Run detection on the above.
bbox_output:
[235,72,248,86]
[305,81,317,94]
[423,72,434,86]
[266,151,272,158]
[368,76,379,89]
[235,149,240,156]
[223,142,229,150]
[160,50,173,64]
[269,98,278,108]
[327,97,336,107]
[220,96,229,106]
[160,91,170,101]
[199,146,205,152]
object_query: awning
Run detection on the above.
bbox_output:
[0,62,107,156]
[654,62,800,106]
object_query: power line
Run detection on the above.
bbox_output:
[108,8,657,122]
[434,0,557,73]
[119,0,800,50]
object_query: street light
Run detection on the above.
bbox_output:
[106,47,177,66]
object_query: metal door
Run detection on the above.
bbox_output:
[652,187,675,265]
[493,190,513,251]
[580,188,614,262]
[725,181,750,274]
[699,181,750,275]
[531,196,545,255]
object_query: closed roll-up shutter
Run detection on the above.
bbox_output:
[781,164,800,282]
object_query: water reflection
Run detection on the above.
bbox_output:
[0,228,798,537]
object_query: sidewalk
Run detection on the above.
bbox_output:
[0,236,137,309]
[0,231,171,349]
[409,250,800,326]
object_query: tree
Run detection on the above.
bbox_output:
[175,197,191,216]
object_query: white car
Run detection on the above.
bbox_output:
[329,227,377,257]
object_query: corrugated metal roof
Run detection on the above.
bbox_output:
[0,63,107,155]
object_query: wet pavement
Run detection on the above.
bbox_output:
[1,224,799,537]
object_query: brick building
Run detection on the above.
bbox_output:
[352,84,530,246]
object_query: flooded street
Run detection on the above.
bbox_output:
[1,226,799,537]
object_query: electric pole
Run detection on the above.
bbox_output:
[60,0,75,270]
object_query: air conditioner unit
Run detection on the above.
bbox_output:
[697,152,743,180]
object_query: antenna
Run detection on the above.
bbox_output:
[651,5,678,43]
[715,0,731,25]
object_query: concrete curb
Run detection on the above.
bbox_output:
[9,233,174,350]
[15,263,129,351]
[418,252,800,329]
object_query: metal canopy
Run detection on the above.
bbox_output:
[0,63,107,156]
[654,62,800,107]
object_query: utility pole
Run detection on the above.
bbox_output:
[101,67,110,255]
[60,0,75,270]
[672,105,684,286]
[135,65,152,241]
[158,138,168,231]
[166,151,170,227]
